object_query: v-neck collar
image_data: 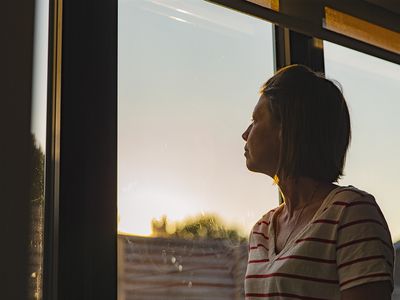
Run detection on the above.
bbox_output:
[267,185,343,261]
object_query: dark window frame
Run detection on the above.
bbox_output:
[208,0,400,65]
[43,0,117,299]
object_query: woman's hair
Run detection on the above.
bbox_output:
[260,64,351,183]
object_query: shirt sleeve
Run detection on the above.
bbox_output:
[336,194,395,292]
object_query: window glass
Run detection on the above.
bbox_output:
[118,0,276,298]
[324,41,400,243]
[29,0,49,298]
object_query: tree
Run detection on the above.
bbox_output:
[30,133,45,204]
[29,133,45,300]
[151,213,246,242]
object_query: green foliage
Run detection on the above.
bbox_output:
[151,214,246,242]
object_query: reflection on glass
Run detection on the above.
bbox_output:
[29,0,49,298]
[118,0,275,298]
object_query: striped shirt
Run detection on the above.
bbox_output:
[245,185,395,299]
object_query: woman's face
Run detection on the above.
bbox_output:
[242,95,281,177]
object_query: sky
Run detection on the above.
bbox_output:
[31,0,400,242]
[118,0,277,238]
[117,0,400,242]
[31,0,49,151]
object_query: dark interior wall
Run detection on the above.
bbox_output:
[0,0,36,299]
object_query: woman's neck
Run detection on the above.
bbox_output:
[277,177,337,219]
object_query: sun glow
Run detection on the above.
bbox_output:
[117,185,207,236]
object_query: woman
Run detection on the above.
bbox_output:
[242,65,394,299]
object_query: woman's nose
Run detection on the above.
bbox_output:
[242,125,250,141]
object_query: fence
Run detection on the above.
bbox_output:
[118,234,248,300]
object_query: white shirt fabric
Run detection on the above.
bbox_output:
[245,185,395,299]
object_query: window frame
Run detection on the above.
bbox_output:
[43,0,117,299]
[208,0,400,65]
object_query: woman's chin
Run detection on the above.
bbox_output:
[245,160,272,176]
[245,160,260,173]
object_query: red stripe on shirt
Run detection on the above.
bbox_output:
[339,272,391,287]
[336,237,392,251]
[245,292,329,299]
[337,199,386,220]
[295,237,336,244]
[246,272,338,284]
[276,255,336,264]
[337,255,386,269]
[337,218,386,231]
[248,259,269,264]
[332,200,382,218]
[253,231,269,240]
[249,244,269,251]
[348,201,378,208]
[332,200,377,208]
[312,219,339,225]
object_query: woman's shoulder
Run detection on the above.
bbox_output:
[326,185,375,205]
[332,186,394,292]
[324,185,388,226]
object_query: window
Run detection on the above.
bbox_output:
[324,41,400,243]
[29,0,49,298]
[118,0,276,298]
